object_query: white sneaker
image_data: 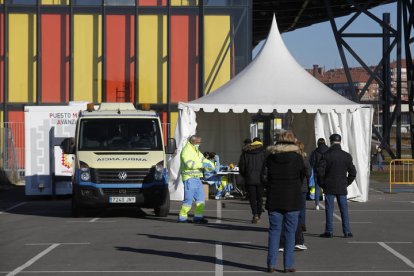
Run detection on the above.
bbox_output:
[215,196,221,200]
[295,244,308,251]
[225,192,234,198]
[315,205,320,210]
[278,248,284,252]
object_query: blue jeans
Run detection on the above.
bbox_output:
[267,210,299,269]
[324,194,352,234]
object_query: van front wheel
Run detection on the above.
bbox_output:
[154,191,170,217]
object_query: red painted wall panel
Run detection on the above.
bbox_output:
[139,0,166,6]
[8,111,25,168]
[171,15,198,103]
[105,15,135,103]
[41,14,69,103]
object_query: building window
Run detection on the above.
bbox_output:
[104,0,135,5]
[73,0,101,5]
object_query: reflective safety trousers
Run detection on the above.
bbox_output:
[178,178,205,221]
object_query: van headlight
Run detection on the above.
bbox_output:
[80,161,91,182]
[154,161,164,181]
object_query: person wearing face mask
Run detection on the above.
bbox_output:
[178,135,209,224]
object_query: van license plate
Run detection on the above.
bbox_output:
[109,197,136,203]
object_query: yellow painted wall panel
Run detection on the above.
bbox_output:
[73,15,102,102]
[171,0,198,6]
[9,14,37,103]
[41,0,69,4]
[138,15,167,104]
[204,16,231,94]
[170,111,178,138]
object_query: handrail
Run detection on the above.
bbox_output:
[389,159,414,192]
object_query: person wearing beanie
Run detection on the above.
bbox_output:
[317,133,357,238]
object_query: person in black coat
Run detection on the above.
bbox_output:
[309,138,329,210]
[238,137,266,224]
[317,134,357,238]
[264,131,305,273]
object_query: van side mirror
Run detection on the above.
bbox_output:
[165,138,177,154]
[61,138,75,154]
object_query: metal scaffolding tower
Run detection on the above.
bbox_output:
[324,0,414,159]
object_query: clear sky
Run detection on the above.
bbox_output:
[278,2,404,70]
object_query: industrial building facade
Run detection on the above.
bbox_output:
[0,0,252,172]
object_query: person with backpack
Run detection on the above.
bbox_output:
[309,138,329,210]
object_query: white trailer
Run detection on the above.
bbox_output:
[24,103,87,196]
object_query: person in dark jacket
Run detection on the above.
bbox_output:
[309,138,329,210]
[295,141,311,250]
[317,133,357,238]
[238,137,266,224]
[264,131,305,273]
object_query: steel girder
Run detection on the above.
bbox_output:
[403,0,414,157]
[324,0,410,159]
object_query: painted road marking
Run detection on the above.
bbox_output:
[378,242,414,269]
[215,200,223,276]
[0,202,26,214]
[349,242,414,269]
[6,243,60,276]
[3,270,414,274]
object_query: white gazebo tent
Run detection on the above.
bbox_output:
[168,16,373,202]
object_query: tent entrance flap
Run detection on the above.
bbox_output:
[197,111,251,165]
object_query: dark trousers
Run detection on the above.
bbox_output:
[280,211,304,247]
[246,185,264,217]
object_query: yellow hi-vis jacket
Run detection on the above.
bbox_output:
[180,141,205,181]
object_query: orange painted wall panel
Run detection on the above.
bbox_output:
[0,13,4,104]
[41,14,69,103]
[8,111,25,168]
[105,15,135,103]
[170,15,198,103]
[139,0,166,6]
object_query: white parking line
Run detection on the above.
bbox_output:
[5,270,414,273]
[26,243,91,245]
[216,201,222,224]
[6,243,60,276]
[67,220,117,223]
[378,242,414,269]
[0,202,26,214]
[215,200,223,276]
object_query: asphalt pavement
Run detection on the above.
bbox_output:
[0,180,413,275]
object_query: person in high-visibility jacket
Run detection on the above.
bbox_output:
[178,135,209,223]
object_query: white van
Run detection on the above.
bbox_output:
[61,103,176,217]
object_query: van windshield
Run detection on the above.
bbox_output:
[78,118,163,151]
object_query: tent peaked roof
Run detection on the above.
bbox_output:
[180,15,366,114]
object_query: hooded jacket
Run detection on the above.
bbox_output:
[310,143,329,186]
[310,143,329,168]
[264,142,305,212]
[238,142,266,186]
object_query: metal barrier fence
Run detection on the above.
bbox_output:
[389,159,414,192]
[0,122,25,185]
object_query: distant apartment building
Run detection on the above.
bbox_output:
[307,60,409,102]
